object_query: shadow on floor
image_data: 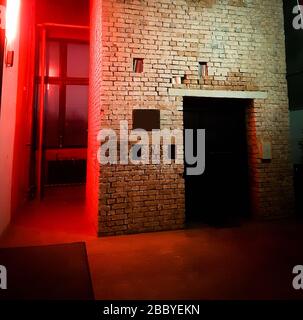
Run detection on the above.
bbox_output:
[1,199,303,300]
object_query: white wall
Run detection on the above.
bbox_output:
[0,11,21,235]
[290,110,303,165]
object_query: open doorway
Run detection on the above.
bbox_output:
[31,25,89,201]
[11,0,95,236]
[0,0,99,237]
[184,97,251,226]
[39,37,89,188]
[24,15,92,235]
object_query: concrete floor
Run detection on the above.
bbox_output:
[0,186,303,300]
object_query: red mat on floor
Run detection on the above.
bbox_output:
[0,242,94,300]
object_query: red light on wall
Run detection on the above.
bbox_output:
[0,5,6,30]
[5,0,20,47]
[4,0,20,68]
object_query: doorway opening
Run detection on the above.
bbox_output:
[184,97,251,226]
[3,0,97,237]
[21,20,93,237]
[31,25,89,200]
[21,23,93,236]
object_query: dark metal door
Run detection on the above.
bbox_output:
[184,97,250,225]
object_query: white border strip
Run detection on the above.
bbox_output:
[169,89,268,100]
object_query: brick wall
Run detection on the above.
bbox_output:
[87,0,103,231]
[91,0,294,236]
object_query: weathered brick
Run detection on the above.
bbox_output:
[92,0,294,236]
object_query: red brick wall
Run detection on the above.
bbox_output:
[91,0,294,235]
[87,0,102,232]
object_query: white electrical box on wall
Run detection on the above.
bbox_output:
[0,5,6,30]
[260,141,272,160]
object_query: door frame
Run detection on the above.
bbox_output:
[182,95,257,223]
[35,23,89,198]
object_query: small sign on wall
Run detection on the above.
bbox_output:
[260,140,272,160]
[0,5,5,30]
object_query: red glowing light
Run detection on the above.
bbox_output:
[5,0,20,47]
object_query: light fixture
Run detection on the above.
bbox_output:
[5,50,14,67]
[4,0,21,68]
